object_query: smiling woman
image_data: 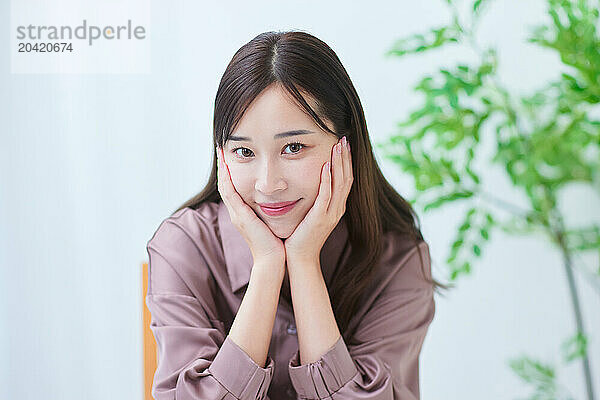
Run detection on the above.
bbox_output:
[146,30,447,400]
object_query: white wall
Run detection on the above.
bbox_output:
[1,0,598,399]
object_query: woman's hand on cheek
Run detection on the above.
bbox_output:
[284,136,353,266]
[216,146,286,269]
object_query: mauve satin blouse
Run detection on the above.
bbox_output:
[145,200,435,400]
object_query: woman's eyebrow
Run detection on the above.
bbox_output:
[228,129,315,142]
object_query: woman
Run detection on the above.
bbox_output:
[146,30,447,400]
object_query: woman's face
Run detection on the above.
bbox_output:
[223,84,339,239]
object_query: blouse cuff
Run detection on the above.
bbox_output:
[288,335,359,399]
[208,335,274,400]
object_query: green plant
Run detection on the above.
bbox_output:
[378,0,600,398]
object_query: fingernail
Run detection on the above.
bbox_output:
[342,136,347,147]
[336,142,342,154]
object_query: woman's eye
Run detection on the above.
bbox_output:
[233,148,254,158]
[283,142,305,154]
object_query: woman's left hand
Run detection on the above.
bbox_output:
[284,136,353,265]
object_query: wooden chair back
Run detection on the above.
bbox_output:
[142,262,157,400]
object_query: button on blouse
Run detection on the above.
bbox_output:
[286,323,297,335]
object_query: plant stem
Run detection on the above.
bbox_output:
[476,186,600,296]
[477,189,538,219]
[555,213,596,400]
[571,252,600,296]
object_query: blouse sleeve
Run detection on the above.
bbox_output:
[146,221,274,400]
[287,241,436,400]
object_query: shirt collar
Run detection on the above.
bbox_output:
[217,200,349,293]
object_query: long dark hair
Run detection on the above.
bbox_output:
[174,30,449,343]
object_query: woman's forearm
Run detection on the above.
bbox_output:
[227,261,284,368]
[287,258,341,365]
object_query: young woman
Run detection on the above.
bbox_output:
[146,30,447,400]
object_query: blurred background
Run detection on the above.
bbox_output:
[1,0,599,399]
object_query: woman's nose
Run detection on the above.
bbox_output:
[254,161,285,195]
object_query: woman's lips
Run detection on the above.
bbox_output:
[259,199,300,216]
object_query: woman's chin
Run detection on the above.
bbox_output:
[266,220,298,240]
[270,224,294,239]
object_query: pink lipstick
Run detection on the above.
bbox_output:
[258,199,300,216]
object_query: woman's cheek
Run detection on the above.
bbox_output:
[297,159,325,196]
[308,158,327,181]
[227,164,247,193]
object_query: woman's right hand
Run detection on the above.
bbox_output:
[216,145,286,270]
